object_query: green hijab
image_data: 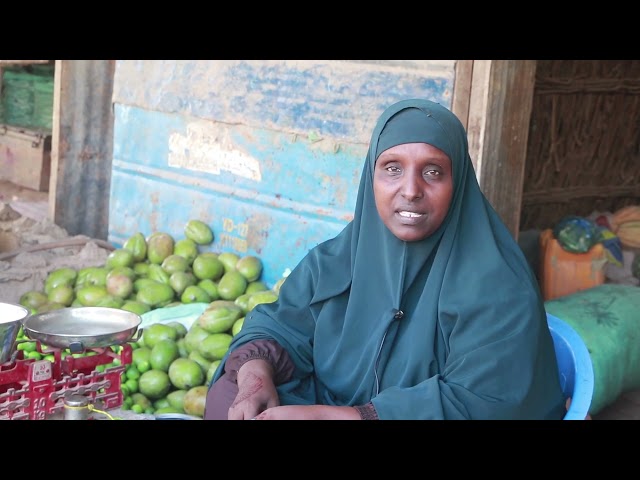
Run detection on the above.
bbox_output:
[214,98,566,420]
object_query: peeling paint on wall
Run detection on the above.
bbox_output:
[110,60,456,287]
[113,60,455,145]
[168,120,262,181]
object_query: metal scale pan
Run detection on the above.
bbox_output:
[23,307,142,353]
[1,301,31,363]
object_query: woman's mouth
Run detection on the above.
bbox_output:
[396,210,425,225]
[398,211,423,218]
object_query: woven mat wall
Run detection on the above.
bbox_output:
[520,60,640,231]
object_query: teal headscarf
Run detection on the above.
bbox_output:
[213,99,566,420]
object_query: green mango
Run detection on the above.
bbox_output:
[120,300,151,316]
[169,271,197,296]
[148,264,171,285]
[197,279,220,301]
[184,219,214,245]
[173,238,199,266]
[105,248,135,269]
[133,262,151,277]
[76,267,109,289]
[247,290,279,312]
[136,281,175,307]
[166,321,188,338]
[95,295,125,308]
[192,254,224,281]
[197,333,233,361]
[48,284,75,307]
[176,338,189,358]
[146,232,175,265]
[232,317,244,336]
[235,255,263,282]
[44,267,77,294]
[108,266,136,281]
[188,350,212,373]
[197,301,242,334]
[123,232,148,262]
[76,285,110,306]
[206,360,221,385]
[233,292,252,315]
[20,290,49,310]
[106,272,134,299]
[245,281,268,295]
[181,285,211,304]
[161,254,190,275]
[217,271,247,300]
[134,278,161,293]
[183,325,210,354]
[217,252,239,274]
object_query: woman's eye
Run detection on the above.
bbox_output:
[424,169,440,178]
[386,166,401,173]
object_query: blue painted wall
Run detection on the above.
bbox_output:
[110,60,455,288]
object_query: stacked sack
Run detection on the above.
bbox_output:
[599,205,640,285]
[609,205,640,249]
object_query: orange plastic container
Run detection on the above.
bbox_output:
[539,229,606,301]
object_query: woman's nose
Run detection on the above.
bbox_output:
[401,174,423,200]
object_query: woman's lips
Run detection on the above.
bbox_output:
[396,211,425,225]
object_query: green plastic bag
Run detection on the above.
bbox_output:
[1,66,54,130]
[553,215,599,253]
[545,284,640,415]
[139,303,209,330]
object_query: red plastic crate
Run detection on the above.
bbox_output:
[0,342,132,420]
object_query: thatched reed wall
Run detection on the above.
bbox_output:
[520,60,640,231]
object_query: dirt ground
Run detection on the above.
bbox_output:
[0,180,112,305]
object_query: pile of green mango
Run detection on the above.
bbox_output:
[14,218,290,419]
[18,219,285,327]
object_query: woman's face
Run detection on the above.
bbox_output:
[373,142,453,242]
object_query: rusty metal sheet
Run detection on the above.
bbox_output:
[53,60,115,240]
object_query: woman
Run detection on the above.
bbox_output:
[204,98,567,420]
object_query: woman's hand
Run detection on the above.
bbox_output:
[228,359,280,420]
[253,405,361,420]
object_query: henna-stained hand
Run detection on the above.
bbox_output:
[228,359,280,420]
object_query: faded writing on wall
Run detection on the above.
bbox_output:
[168,120,262,181]
[219,216,249,252]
